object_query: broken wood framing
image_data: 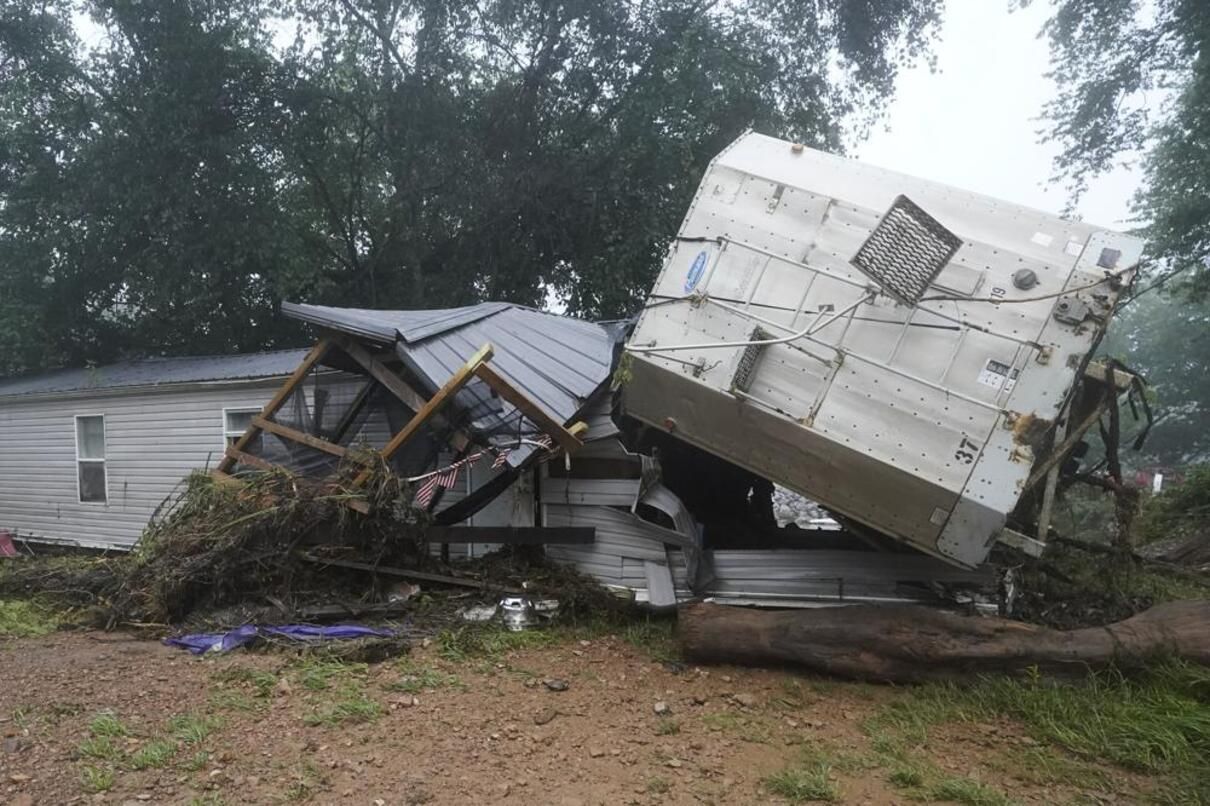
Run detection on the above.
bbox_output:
[473,363,584,454]
[333,335,474,452]
[351,343,495,487]
[253,415,367,462]
[216,338,332,474]
[217,331,591,520]
[301,554,524,593]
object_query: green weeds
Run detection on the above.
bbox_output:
[0,599,59,637]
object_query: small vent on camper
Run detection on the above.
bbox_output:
[851,195,962,305]
[731,328,772,393]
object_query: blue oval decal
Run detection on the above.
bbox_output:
[684,250,708,293]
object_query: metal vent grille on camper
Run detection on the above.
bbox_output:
[851,195,962,305]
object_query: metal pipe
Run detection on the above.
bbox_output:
[627,293,873,355]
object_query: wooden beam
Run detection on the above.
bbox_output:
[1022,401,1110,491]
[223,446,278,472]
[217,338,332,473]
[301,554,523,593]
[254,415,362,461]
[353,343,494,486]
[426,526,595,545]
[333,336,473,452]
[474,363,584,454]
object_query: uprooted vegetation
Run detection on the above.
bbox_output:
[0,463,634,632]
[1011,467,1210,629]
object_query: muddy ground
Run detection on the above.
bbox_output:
[1,627,1151,806]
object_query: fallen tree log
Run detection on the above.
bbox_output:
[678,600,1210,683]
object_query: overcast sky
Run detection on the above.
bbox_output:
[857,0,1142,231]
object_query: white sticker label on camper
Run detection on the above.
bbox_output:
[977,358,1018,392]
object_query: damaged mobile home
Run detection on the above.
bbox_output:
[0,132,1145,606]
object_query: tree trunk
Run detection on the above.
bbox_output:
[678,600,1210,683]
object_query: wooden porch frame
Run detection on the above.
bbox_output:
[216,334,589,517]
[216,338,332,474]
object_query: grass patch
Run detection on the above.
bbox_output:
[183,750,210,771]
[129,738,177,770]
[208,689,264,713]
[928,775,1017,806]
[655,717,680,736]
[211,666,277,698]
[0,599,59,637]
[869,661,1210,774]
[80,764,115,793]
[865,661,1210,804]
[702,711,770,743]
[647,775,671,794]
[303,686,383,727]
[78,735,123,762]
[763,759,839,803]
[386,661,464,694]
[295,658,367,691]
[436,624,559,662]
[987,746,1115,791]
[169,712,222,744]
[621,617,680,662]
[283,759,326,801]
[88,710,128,738]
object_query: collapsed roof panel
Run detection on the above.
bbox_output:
[282,301,620,441]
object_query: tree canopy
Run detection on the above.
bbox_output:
[0,0,942,374]
[1036,0,1209,296]
[1034,0,1210,466]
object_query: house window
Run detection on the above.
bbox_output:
[75,415,107,503]
[223,408,262,453]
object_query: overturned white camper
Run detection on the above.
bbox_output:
[623,132,1145,568]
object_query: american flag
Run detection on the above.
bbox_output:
[412,457,468,509]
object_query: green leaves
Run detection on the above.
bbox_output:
[0,0,941,373]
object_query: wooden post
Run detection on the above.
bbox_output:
[252,416,368,462]
[352,343,494,487]
[334,336,473,452]
[217,338,332,474]
[473,363,584,454]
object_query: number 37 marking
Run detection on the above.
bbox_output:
[954,436,979,464]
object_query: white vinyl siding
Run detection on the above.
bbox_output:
[0,383,285,550]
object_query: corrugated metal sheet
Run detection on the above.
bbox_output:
[668,549,992,604]
[0,350,310,400]
[280,301,512,344]
[282,302,618,441]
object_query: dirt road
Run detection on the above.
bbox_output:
[0,628,1139,805]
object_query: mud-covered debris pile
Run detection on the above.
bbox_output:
[105,462,427,625]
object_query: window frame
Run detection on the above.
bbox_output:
[73,413,108,505]
[222,407,263,453]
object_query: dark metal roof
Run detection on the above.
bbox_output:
[0,349,311,400]
[280,301,513,344]
[282,301,619,442]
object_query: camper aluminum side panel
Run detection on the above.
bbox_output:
[623,133,1144,567]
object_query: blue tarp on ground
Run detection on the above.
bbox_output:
[163,624,394,654]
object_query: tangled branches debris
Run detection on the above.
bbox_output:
[105,462,428,625]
